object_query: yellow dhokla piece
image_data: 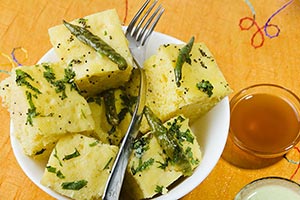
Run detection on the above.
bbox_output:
[124,115,201,199]
[145,42,232,120]
[41,134,118,200]
[0,62,95,159]
[127,42,232,132]
[48,9,133,97]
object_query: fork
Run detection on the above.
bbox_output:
[102,1,164,199]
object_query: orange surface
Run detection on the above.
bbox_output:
[1,0,300,199]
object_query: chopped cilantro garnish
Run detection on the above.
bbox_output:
[78,18,90,28]
[42,64,78,100]
[46,166,65,179]
[87,96,102,105]
[46,166,57,173]
[43,63,56,82]
[64,66,78,91]
[56,170,65,179]
[132,136,151,158]
[63,148,80,161]
[155,185,164,194]
[181,129,194,144]
[131,158,154,175]
[120,93,137,115]
[15,69,41,94]
[196,80,214,97]
[61,180,88,190]
[53,80,67,99]
[25,91,40,126]
[156,159,169,170]
[54,147,63,167]
[185,147,200,165]
[168,116,194,145]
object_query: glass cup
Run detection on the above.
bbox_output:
[229,84,300,158]
[234,177,300,200]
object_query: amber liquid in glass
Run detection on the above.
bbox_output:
[230,93,300,154]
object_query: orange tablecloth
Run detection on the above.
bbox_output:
[1,0,300,199]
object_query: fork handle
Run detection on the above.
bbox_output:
[102,113,142,200]
[102,60,146,200]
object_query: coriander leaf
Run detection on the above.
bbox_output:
[155,185,164,194]
[185,147,200,166]
[46,166,57,173]
[196,80,214,97]
[25,91,40,126]
[168,117,194,144]
[42,64,78,100]
[156,159,169,170]
[46,166,65,179]
[56,170,65,179]
[132,135,151,158]
[87,96,102,105]
[63,148,80,161]
[131,158,154,175]
[15,69,41,94]
[64,66,78,91]
[78,18,90,28]
[54,147,63,167]
[43,63,56,82]
[61,180,88,190]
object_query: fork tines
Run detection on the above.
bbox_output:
[126,0,165,46]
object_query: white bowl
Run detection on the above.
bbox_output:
[10,31,230,200]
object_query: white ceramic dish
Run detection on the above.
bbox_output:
[10,31,230,200]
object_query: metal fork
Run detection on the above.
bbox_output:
[102,1,164,199]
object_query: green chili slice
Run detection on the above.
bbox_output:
[174,36,195,87]
[102,89,119,126]
[63,20,128,70]
[143,106,192,176]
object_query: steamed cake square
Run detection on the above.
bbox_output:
[126,42,232,132]
[123,115,201,199]
[144,42,232,121]
[41,134,118,200]
[48,9,133,96]
[0,62,95,159]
